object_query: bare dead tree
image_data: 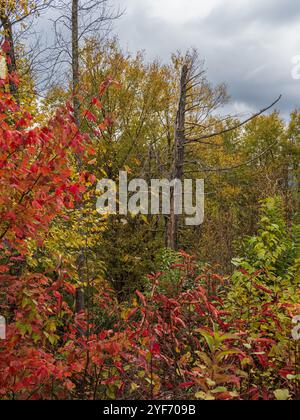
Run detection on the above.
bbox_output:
[0,1,54,99]
[72,0,80,124]
[50,1,122,108]
[166,50,281,250]
[50,0,122,313]
[0,8,17,97]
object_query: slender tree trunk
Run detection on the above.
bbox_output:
[72,0,85,313]
[72,0,80,126]
[167,64,189,250]
[0,12,18,100]
[75,254,85,314]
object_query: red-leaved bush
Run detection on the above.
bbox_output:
[0,78,299,400]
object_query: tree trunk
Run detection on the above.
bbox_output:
[0,12,18,100]
[167,64,189,250]
[72,0,80,126]
[72,0,85,313]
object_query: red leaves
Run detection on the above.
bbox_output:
[98,122,107,131]
[126,308,139,320]
[106,341,121,356]
[0,265,9,273]
[83,109,97,123]
[150,342,161,355]
[99,77,121,97]
[0,82,295,401]
[4,211,17,222]
[64,283,76,296]
[136,290,146,306]
[68,184,80,197]
[0,90,95,249]
[29,163,39,174]
[15,117,28,129]
[173,316,187,329]
[0,84,124,400]
[279,367,294,378]
[1,40,12,54]
[253,283,273,295]
[8,73,20,87]
[91,97,103,109]
[0,247,296,400]
[179,382,194,389]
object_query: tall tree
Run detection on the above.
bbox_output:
[0,0,53,99]
[72,0,80,125]
[0,6,17,97]
[52,1,121,312]
[167,50,281,250]
[52,1,121,115]
[166,64,188,249]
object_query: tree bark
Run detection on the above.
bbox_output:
[0,12,18,100]
[72,0,85,313]
[72,0,80,126]
[167,64,189,250]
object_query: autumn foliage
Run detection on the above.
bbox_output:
[0,64,299,401]
[0,79,96,398]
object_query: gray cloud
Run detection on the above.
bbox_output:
[112,0,300,118]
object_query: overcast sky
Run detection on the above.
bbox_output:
[110,0,300,118]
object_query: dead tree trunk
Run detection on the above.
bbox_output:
[72,0,80,126]
[167,64,189,250]
[75,253,85,314]
[0,12,18,100]
[166,50,281,251]
[72,0,85,314]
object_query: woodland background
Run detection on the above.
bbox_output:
[0,0,299,400]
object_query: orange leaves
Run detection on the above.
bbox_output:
[98,115,114,133]
[98,122,107,131]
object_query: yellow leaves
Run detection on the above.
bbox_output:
[88,158,97,166]
[179,351,192,366]
[130,383,139,393]
[124,165,133,174]
[0,0,38,17]
[45,318,57,334]
[220,185,242,198]
[123,255,130,263]
[0,55,7,80]
[120,305,136,321]
[43,331,59,346]
[195,391,215,400]
[133,158,141,167]
[100,169,108,177]
[13,43,39,119]
[141,215,149,225]
[274,389,291,401]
